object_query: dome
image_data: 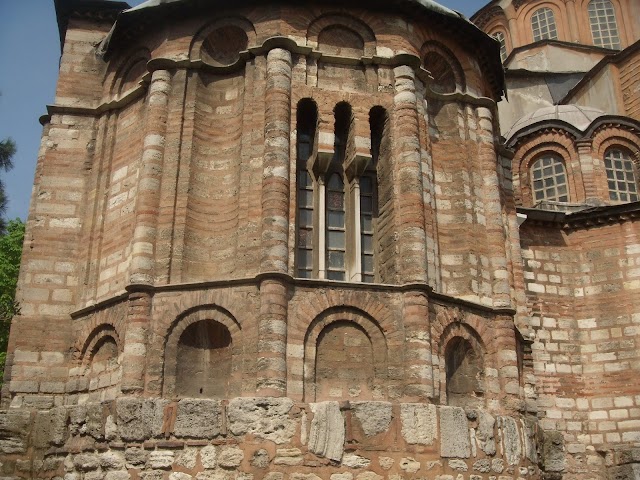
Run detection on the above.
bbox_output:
[506,104,606,140]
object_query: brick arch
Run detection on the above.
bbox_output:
[514,131,581,206]
[303,306,388,401]
[108,47,151,96]
[162,304,243,398]
[517,1,569,44]
[591,125,640,164]
[421,41,466,92]
[307,13,376,57]
[78,324,121,367]
[189,16,256,62]
[72,301,127,363]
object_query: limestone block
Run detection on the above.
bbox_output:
[440,407,471,458]
[342,454,371,469]
[448,459,468,471]
[116,398,167,441]
[499,417,522,466]
[34,407,67,448]
[176,448,198,469]
[251,449,270,468]
[86,403,107,439]
[331,474,353,480]
[105,471,131,480]
[195,472,230,480]
[473,459,491,473]
[521,419,538,463]
[227,397,295,444]
[174,399,222,439]
[200,445,217,469]
[218,446,244,468]
[125,447,148,468]
[491,458,504,473]
[105,415,117,441]
[73,453,100,471]
[308,402,345,462]
[148,450,174,469]
[377,458,394,471]
[290,474,322,480]
[400,403,437,445]
[399,458,420,473]
[274,448,303,466]
[355,473,382,480]
[101,451,125,470]
[0,410,31,454]
[352,402,392,437]
[477,411,496,456]
[542,430,566,473]
[169,473,193,480]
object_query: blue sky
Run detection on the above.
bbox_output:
[0,0,486,222]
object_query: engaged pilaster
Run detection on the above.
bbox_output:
[258,48,293,396]
[393,65,429,284]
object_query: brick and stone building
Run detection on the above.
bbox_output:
[0,0,639,478]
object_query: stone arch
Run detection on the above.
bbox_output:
[518,1,567,44]
[308,14,376,57]
[73,323,122,396]
[163,304,242,398]
[79,324,121,366]
[421,41,466,93]
[439,321,486,408]
[591,125,640,164]
[109,48,151,95]
[514,132,581,206]
[303,306,388,402]
[190,17,256,65]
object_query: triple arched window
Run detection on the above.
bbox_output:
[531,7,558,42]
[295,100,386,283]
[588,0,621,50]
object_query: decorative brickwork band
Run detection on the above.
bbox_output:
[121,290,152,393]
[130,69,172,286]
[257,278,288,396]
[261,48,293,274]
[392,65,429,284]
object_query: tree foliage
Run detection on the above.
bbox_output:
[0,138,15,234]
[0,219,24,384]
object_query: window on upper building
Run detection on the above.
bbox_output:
[605,148,638,202]
[492,31,508,62]
[588,0,621,50]
[295,100,385,283]
[531,154,569,202]
[531,7,558,42]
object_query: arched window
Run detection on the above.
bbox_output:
[326,173,346,280]
[296,99,318,279]
[531,154,569,202]
[424,51,457,93]
[531,7,558,42]
[605,148,638,202]
[492,31,508,62]
[588,0,621,50]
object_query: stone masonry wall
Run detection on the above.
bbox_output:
[0,398,541,480]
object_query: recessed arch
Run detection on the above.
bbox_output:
[421,42,465,93]
[190,17,256,64]
[308,13,376,57]
[109,48,151,95]
[163,304,242,398]
[303,306,388,402]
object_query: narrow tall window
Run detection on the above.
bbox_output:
[605,148,638,202]
[588,0,621,49]
[531,155,569,202]
[326,173,346,280]
[531,7,558,42]
[493,31,508,62]
[296,99,318,278]
[360,175,375,283]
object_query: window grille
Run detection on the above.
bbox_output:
[531,155,569,202]
[493,31,508,62]
[588,0,621,49]
[531,7,558,42]
[605,149,638,202]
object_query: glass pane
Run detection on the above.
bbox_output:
[327,270,345,281]
[299,190,314,208]
[361,196,373,212]
[363,255,374,273]
[327,231,345,249]
[298,229,313,248]
[328,251,345,269]
[360,176,373,192]
[299,208,313,226]
[298,250,313,268]
[327,191,344,210]
[327,211,345,228]
[328,174,343,190]
[361,215,373,232]
[362,235,373,253]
